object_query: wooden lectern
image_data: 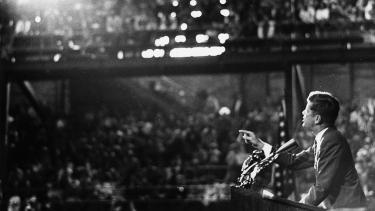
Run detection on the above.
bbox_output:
[231,187,326,211]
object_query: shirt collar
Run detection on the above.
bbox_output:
[315,127,329,143]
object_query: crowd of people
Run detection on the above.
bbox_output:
[0,0,374,51]
[2,0,375,210]
[5,96,278,208]
[1,0,375,62]
[8,0,375,35]
[4,87,375,209]
[345,98,375,197]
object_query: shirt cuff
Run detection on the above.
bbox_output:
[262,142,273,157]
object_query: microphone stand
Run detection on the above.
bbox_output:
[238,139,297,188]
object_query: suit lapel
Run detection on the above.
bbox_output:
[313,140,318,170]
[314,127,336,171]
[315,137,323,171]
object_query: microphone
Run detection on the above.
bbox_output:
[275,139,297,154]
[261,188,275,199]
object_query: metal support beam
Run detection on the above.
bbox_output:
[0,68,10,210]
[5,47,375,81]
[283,65,299,201]
[293,65,307,120]
[284,65,294,137]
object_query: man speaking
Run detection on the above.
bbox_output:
[240,91,367,210]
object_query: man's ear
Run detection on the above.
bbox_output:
[314,115,322,125]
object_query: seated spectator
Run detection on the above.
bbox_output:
[8,195,21,211]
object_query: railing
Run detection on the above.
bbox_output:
[5,21,375,63]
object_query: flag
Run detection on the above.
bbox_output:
[272,101,296,198]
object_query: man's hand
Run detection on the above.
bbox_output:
[238,130,266,150]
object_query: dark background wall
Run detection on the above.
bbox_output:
[12,62,375,115]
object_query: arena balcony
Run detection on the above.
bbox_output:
[6,21,373,60]
[3,20,375,81]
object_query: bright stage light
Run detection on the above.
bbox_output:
[175,35,186,43]
[220,9,230,17]
[141,49,154,58]
[180,23,187,30]
[190,0,197,6]
[218,33,229,44]
[117,51,124,60]
[172,0,179,7]
[169,46,225,57]
[209,46,226,56]
[153,49,165,58]
[68,41,80,50]
[35,16,41,23]
[196,34,209,43]
[191,10,202,18]
[53,54,62,62]
[347,43,351,50]
[170,12,176,18]
[154,36,170,47]
[220,0,227,4]
[141,49,165,58]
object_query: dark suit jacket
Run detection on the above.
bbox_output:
[276,127,367,209]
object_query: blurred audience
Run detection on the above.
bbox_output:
[5,95,279,204]
[2,0,375,60]
[5,95,375,208]
[2,0,375,49]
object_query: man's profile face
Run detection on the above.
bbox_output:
[302,101,315,129]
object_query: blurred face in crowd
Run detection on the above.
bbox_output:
[8,196,21,211]
[302,100,316,129]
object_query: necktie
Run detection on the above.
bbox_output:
[314,138,320,170]
[314,139,318,170]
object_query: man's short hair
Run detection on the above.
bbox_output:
[307,91,340,125]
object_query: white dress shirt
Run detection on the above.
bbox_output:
[314,127,329,170]
[261,127,329,163]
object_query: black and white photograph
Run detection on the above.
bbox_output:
[1,0,375,210]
